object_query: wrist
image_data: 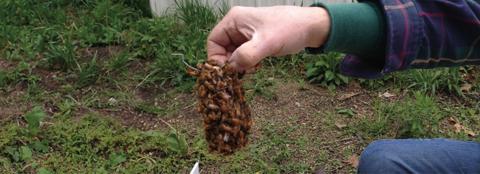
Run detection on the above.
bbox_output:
[304,7,331,48]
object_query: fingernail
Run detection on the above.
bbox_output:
[227,61,244,73]
[216,59,226,67]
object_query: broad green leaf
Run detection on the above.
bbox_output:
[315,60,328,67]
[20,146,32,161]
[325,71,334,81]
[5,146,20,162]
[32,140,49,153]
[25,106,46,135]
[338,75,349,83]
[166,132,188,154]
[305,67,318,78]
[109,153,126,166]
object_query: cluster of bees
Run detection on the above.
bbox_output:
[187,60,252,154]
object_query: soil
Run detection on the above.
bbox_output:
[0,71,374,173]
[120,79,373,173]
[0,59,14,70]
[34,68,62,91]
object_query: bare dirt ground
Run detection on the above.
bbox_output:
[118,79,375,173]
[0,73,378,173]
[2,69,477,173]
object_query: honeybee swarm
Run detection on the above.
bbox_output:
[187,60,252,154]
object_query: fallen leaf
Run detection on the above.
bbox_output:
[335,121,347,129]
[466,130,477,137]
[453,123,463,133]
[379,92,395,98]
[447,117,457,124]
[461,83,473,92]
[447,117,476,136]
[338,92,360,101]
[344,154,359,168]
[448,117,464,133]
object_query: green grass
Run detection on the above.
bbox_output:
[1,0,480,173]
[353,92,480,142]
[355,92,444,138]
[0,111,194,173]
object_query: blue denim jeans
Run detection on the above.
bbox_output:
[358,139,480,174]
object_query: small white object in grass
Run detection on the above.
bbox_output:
[190,161,200,174]
[223,133,230,142]
[108,97,118,106]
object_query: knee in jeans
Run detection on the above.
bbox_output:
[358,140,401,173]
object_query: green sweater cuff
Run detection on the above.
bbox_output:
[309,2,386,58]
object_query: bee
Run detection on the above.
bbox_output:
[232,126,241,136]
[230,118,242,126]
[234,86,242,98]
[207,103,220,111]
[215,68,223,77]
[238,131,246,146]
[220,123,234,134]
[199,70,211,79]
[203,62,214,70]
[211,78,218,85]
[207,93,214,100]
[216,134,224,143]
[234,104,242,117]
[221,144,232,154]
[186,67,199,77]
[218,91,231,100]
[223,65,234,75]
[219,101,229,113]
[198,85,207,98]
[216,81,227,89]
[204,81,215,91]
[238,93,246,103]
[207,112,219,121]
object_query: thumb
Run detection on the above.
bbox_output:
[229,35,273,71]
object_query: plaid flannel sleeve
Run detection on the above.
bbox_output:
[340,0,480,79]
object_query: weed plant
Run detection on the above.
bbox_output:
[304,53,350,90]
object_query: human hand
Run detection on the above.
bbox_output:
[207,6,330,71]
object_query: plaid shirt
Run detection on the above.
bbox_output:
[341,0,480,79]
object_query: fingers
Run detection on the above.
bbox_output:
[207,22,230,66]
[207,40,229,66]
[229,34,273,71]
[207,7,252,67]
[207,27,249,66]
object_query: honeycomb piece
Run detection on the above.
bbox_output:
[187,60,252,154]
